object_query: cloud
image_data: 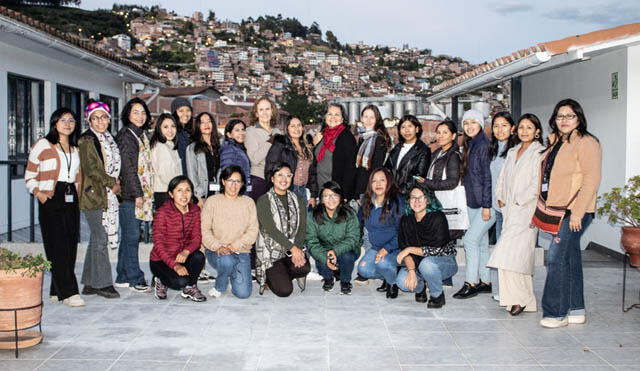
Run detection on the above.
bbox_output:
[542,3,640,27]
[490,2,534,15]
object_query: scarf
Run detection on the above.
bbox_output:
[92,128,121,249]
[316,124,345,162]
[129,128,154,221]
[356,129,378,170]
[255,189,300,286]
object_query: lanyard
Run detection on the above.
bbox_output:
[59,144,72,183]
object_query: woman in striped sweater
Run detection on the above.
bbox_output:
[25,107,84,307]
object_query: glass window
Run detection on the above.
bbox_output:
[57,84,89,131]
[99,94,120,134]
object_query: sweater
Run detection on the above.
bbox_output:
[306,208,361,265]
[359,197,404,252]
[245,124,282,179]
[219,139,251,183]
[25,138,82,197]
[398,211,455,257]
[200,194,259,253]
[151,141,182,193]
[463,134,492,209]
[256,192,307,251]
[150,200,202,268]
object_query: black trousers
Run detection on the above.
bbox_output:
[150,250,205,290]
[39,182,80,301]
[266,256,311,297]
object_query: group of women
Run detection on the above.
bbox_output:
[25,94,601,329]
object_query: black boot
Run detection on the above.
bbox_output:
[415,286,428,303]
[376,281,389,292]
[386,284,399,299]
[427,292,446,308]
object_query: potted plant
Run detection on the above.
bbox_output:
[0,247,51,352]
[597,175,640,267]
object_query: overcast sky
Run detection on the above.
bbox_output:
[78,0,640,64]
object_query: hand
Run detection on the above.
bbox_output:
[217,245,232,256]
[569,215,582,232]
[396,250,408,264]
[35,191,50,204]
[290,246,306,268]
[173,264,188,276]
[135,197,144,208]
[415,176,425,183]
[175,249,190,264]
[308,198,317,208]
[326,250,337,270]
[111,181,121,194]
[482,208,491,221]
[404,270,418,291]
[497,200,505,208]
[375,248,388,264]
[198,197,205,207]
[312,132,323,146]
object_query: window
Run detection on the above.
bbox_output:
[57,84,89,131]
[99,94,120,134]
[7,74,45,178]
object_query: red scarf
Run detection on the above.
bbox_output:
[317,124,345,162]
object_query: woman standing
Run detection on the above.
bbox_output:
[265,115,318,206]
[220,119,251,187]
[151,114,182,209]
[115,97,154,293]
[202,165,259,299]
[150,176,206,302]
[539,99,601,328]
[354,105,391,199]
[25,108,84,306]
[487,114,544,315]
[256,163,310,297]
[171,97,193,174]
[78,101,121,299]
[453,109,495,299]
[357,168,403,298]
[385,114,430,196]
[186,112,221,203]
[315,103,357,201]
[422,120,460,192]
[245,97,282,200]
[307,181,361,294]
[395,185,458,308]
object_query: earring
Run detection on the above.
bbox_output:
[535,133,540,139]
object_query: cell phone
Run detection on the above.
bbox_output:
[412,175,424,181]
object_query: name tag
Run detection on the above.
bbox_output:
[209,182,220,192]
[246,184,253,193]
[541,183,548,192]
[65,194,74,203]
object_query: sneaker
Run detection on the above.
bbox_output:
[340,282,352,295]
[208,287,222,298]
[50,295,58,302]
[181,285,207,302]
[376,281,389,292]
[452,282,478,299]
[130,281,151,293]
[354,274,369,286]
[427,292,446,308]
[476,280,492,293]
[198,270,214,283]
[296,276,307,292]
[62,294,85,307]
[154,277,167,300]
[322,277,335,292]
[568,314,586,324]
[114,282,129,288]
[96,286,120,299]
[492,295,500,302]
[540,317,569,328]
[306,271,324,281]
[82,286,98,295]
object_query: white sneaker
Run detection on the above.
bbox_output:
[62,294,85,307]
[306,271,323,281]
[208,287,222,298]
[568,314,586,324]
[50,295,58,302]
[114,282,129,288]
[540,317,568,328]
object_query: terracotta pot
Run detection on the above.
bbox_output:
[621,227,640,267]
[0,269,43,331]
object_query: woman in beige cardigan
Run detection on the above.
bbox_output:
[487,114,544,316]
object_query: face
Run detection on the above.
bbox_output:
[435,124,456,148]
[462,119,482,138]
[169,181,192,209]
[400,120,419,143]
[361,109,376,130]
[517,119,539,144]
[56,113,76,137]
[408,188,427,214]
[370,171,388,198]
[325,106,343,128]
[256,99,273,125]
[321,189,341,213]
[89,111,110,134]
[271,167,293,194]
[176,106,192,125]
[159,118,177,141]
[287,118,303,139]
[129,103,147,128]
[222,172,243,198]
[200,115,213,135]
[227,123,246,143]
[492,116,513,142]
[555,106,579,135]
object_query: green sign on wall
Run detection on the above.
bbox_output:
[612,72,619,100]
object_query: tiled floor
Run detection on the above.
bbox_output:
[1,250,640,370]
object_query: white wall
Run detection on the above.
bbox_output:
[522,47,629,253]
[626,45,640,181]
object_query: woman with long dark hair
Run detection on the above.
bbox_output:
[171,97,193,174]
[25,107,83,306]
[186,112,221,203]
[354,105,391,199]
[385,114,430,196]
[539,99,601,328]
[220,119,251,187]
[151,113,182,210]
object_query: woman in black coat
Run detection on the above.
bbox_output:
[384,114,430,196]
[422,120,461,192]
[354,105,391,199]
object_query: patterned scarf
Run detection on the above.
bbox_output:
[92,128,121,249]
[129,128,154,221]
[256,189,300,286]
[316,124,345,162]
[356,129,378,170]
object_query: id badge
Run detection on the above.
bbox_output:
[65,194,74,203]
[209,182,220,192]
[541,183,548,192]
[246,184,253,193]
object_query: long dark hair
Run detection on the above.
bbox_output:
[224,119,247,152]
[45,107,79,146]
[285,115,312,160]
[322,103,349,129]
[121,97,152,130]
[546,98,598,149]
[460,115,485,181]
[362,167,400,223]
[517,113,544,145]
[150,113,177,149]
[488,111,517,159]
[361,105,391,150]
[313,181,352,225]
[193,112,221,156]
[397,114,424,144]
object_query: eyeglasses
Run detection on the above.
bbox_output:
[321,194,339,200]
[555,114,577,121]
[409,196,426,202]
[91,115,110,122]
[225,179,243,185]
[274,173,293,179]
[58,119,76,124]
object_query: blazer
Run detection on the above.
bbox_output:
[186,142,215,199]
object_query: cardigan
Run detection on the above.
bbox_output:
[200,194,259,254]
[186,142,218,198]
[151,140,182,193]
[306,208,361,265]
[25,138,82,198]
[78,130,117,210]
[463,134,492,209]
[150,200,202,268]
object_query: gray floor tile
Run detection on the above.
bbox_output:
[0,343,63,360]
[397,346,470,366]
[108,360,187,370]
[462,346,537,365]
[528,347,607,365]
[51,340,129,360]
[451,331,519,348]
[512,331,582,347]
[37,359,113,370]
[0,360,43,371]
[259,345,328,370]
[590,347,640,365]
[329,345,399,368]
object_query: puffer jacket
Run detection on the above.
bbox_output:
[150,200,202,268]
[265,134,318,197]
[306,208,361,265]
[384,140,430,195]
[219,138,251,183]
[78,129,117,210]
[463,134,492,209]
[423,143,461,191]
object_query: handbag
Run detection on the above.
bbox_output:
[433,157,469,230]
[531,156,579,234]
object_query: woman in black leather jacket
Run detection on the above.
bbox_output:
[423,120,461,192]
[384,115,430,196]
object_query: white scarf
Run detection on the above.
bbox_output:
[92,128,121,249]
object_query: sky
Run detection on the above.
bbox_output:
[78,0,640,64]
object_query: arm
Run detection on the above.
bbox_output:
[305,213,327,264]
[570,137,602,220]
[423,151,460,191]
[24,139,43,195]
[332,211,361,257]
[184,206,202,254]
[479,145,493,209]
[230,199,260,253]
[369,137,387,170]
[152,208,178,268]
[307,156,319,198]
[79,139,116,189]
[495,155,508,207]
[256,195,295,250]
[116,133,143,198]
[293,195,307,247]
[200,198,222,251]
[415,145,431,178]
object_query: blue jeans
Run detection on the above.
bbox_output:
[490,210,504,297]
[357,248,399,284]
[463,207,496,284]
[541,212,593,319]
[316,250,358,283]
[206,250,252,299]
[116,201,145,285]
[396,255,458,297]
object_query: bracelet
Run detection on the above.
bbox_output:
[407,268,415,272]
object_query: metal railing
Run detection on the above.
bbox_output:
[0,160,36,242]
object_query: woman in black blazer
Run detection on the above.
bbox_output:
[385,115,430,196]
[354,105,391,199]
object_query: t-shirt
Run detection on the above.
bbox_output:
[56,148,80,183]
[396,142,415,169]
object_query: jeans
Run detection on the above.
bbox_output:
[463,207,496,284]
[490,210,504,297]
[316,250,358,283]
[396,255,459,297]
[206,250,252,299]
[357,248,399,284]
[116,201,145,285]
[541,212,593,319]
